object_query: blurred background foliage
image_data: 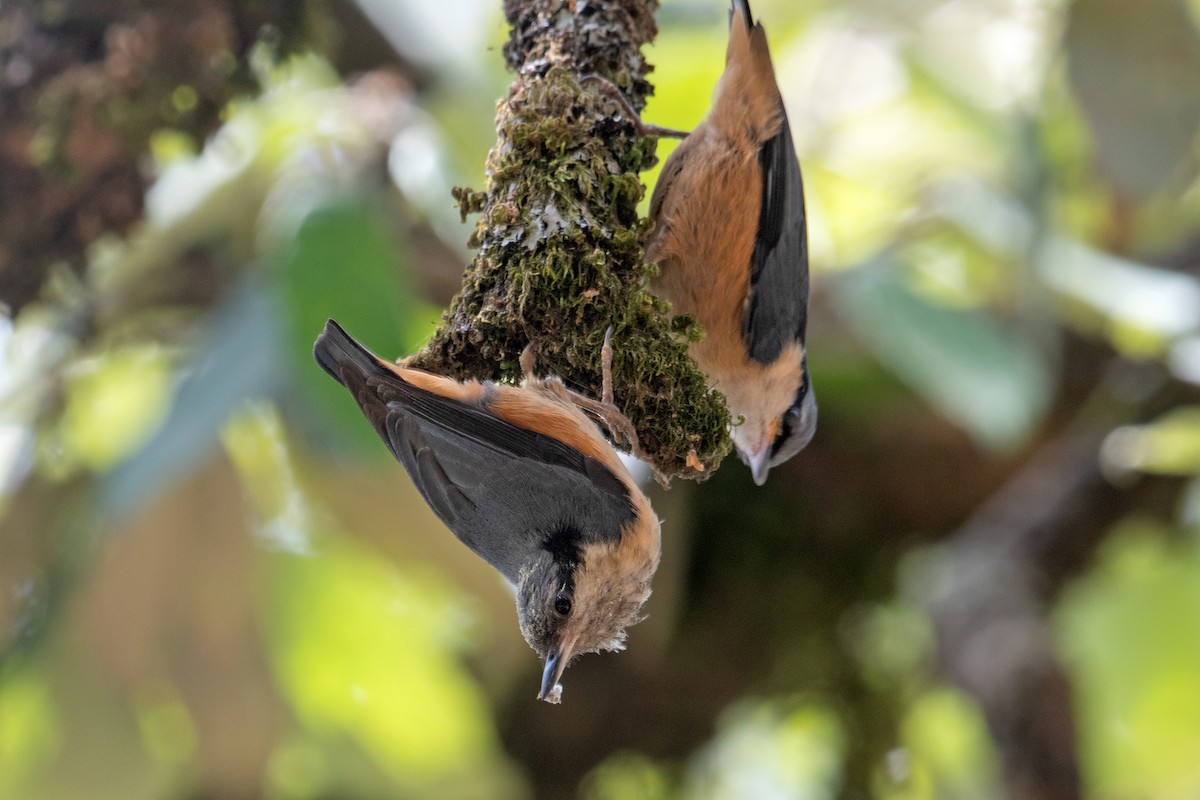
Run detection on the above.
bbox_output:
[2,0,1200,797]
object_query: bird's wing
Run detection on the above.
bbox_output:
[316,321,634,583]
[743,110,809,365]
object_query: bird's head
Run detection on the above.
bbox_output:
[734,362,817,485]
[516,523,658,703]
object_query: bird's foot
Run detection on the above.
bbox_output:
[571,327,642,455]
[521,329,644,459]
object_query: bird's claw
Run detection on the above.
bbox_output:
[579,327,642,455]
[522,329,644,459]
[519,343,539,385]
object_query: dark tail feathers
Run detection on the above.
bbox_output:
[313,319,380,387]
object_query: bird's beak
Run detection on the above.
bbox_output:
[745,446,771,486]
[538,640,575,704]
[737,419,777,486]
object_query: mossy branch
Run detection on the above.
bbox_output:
[411,0,731,481]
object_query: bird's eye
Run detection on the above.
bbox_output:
[553,594,573,616]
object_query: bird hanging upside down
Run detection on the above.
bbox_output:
[314,320,660,704]
[645,0,816,485]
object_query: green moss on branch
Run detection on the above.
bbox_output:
[412,0,730,480]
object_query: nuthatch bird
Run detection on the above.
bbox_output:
[645,0,815,485]
[313,320,661,703]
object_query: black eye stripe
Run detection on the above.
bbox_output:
[543,524,583,566]
[773,372,809,456]
[770,417,791,456]
[795,371,809,403]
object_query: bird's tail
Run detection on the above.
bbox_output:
[717,0,776,128]
[313,319,382,387]
[731,0,755,28]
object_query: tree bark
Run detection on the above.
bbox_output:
[410,0,731,480]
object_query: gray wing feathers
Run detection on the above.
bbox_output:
[384,407,631,583]
[386,412,476,525]
[744,112,809,364]
[314,318,636,584]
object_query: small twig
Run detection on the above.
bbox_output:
[580,74,690,139]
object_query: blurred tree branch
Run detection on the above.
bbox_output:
[924,364,1183,800]
[0,0,317,316]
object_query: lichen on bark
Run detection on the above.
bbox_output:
[412,0,731,481]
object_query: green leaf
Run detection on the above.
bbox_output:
[685,699,845,799]
[1039,238,1200,355]
[1055,523,1200,797]
[264,535,517,796]
[0,672,58,798]
[280,201,440,454]
[1102,406,1200,476]
[580,753,673,800]
[57,345,173,472]
[893,687,1001,798]
[1066,0,1200,199]
[99,282,283,519]
[834,263,1052,451]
